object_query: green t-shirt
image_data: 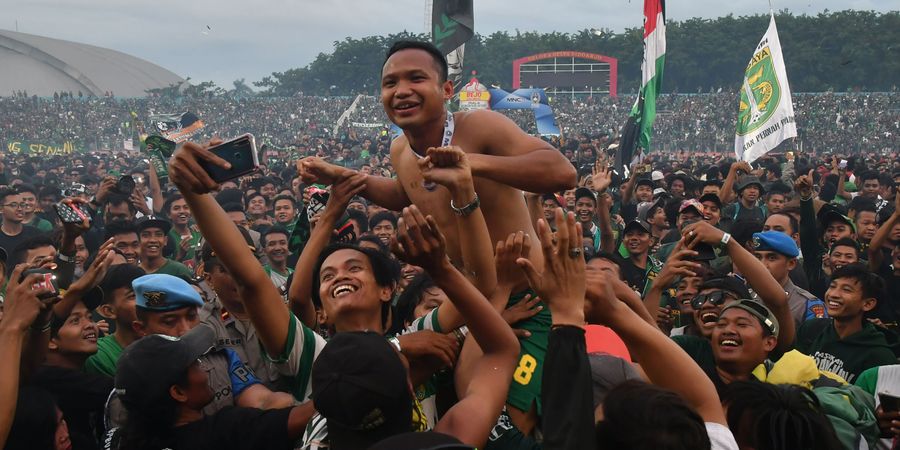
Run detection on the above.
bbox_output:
[149,258,195,280]
[168,229,202,262]
[84,334,124,377]
[27,216,54,232]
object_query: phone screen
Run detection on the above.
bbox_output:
[199,134,259,183]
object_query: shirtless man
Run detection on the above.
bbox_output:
[298,40,576,433]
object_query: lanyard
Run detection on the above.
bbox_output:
[411,111,454,192]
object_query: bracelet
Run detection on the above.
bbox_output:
[388,336,401,353]
[57,253,76,263]
[30,321,52,334]
[720,232,732,247]
[450,194,480,217]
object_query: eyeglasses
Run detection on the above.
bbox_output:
[690,291,732,310]
[2,203,25,209]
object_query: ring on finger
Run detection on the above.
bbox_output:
[568,247,583,259]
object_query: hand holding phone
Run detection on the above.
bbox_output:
[22,269,59,300]
[54,201,92,225]
[197,134,260,183]
[880,392,900,413]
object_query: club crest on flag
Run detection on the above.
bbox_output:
[737,46,781,135]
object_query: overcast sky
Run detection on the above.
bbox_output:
[2,0,895,88]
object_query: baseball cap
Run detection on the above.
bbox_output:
[589,353,641,409]
[735,175,765,194]
[574,187,597,203]
[84,264,147,307]
[133,274,203,311]
[752,231,799,258]
[636,198,665,222]
[699,193,723,208]
[368,432,474,450]
[679,199,704,216]
[721,299,779,338]
[651,170,664,181]
[652,188,669,199]
[115,325,215,412]
[635,176,655,189]
[312,332,412,448]
[817,207,857,233]
[135,215,172,234]
[700,275,752,300]
[624,219,651,234]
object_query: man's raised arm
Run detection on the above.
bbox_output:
[171,142,289,357]
[464,110,577,193]
[298,156,411,211]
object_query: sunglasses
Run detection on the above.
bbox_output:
[690,291,733,310]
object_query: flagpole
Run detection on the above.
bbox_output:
[768,0,774,14]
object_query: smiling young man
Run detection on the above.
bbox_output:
[136,215,193,280]
[262,226,293,289]
[0,187,40,256]
[105,220,141,265]
[163,194,201,264]
[84,264,147,377]
[298,40,575,434]
[618,218,661,294]
[708,300,780,395]
[574,187,601,252]
[793,264,895,383]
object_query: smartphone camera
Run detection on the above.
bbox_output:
[113,176,135,196]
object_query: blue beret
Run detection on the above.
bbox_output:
[752,231,799,258]
[133,274,203,311]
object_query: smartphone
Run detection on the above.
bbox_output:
[692,243,718,261]
[22,269,59,299]
[53,202,92,225]
[839,159,848,170]
[880,393,900,413]
[198,134,259,183]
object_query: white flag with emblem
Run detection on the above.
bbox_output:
[734,14,796,163]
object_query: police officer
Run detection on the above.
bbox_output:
[106,274,292,429]
[751,231,826,327]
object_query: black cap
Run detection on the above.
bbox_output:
[735,175,765,194]
[84,264,146,307]
[635,176,655,189]
[312,332,412,448]
[115,326,215,412]
[135,215,172,234]
[574,187,596,203]
[367,432,474,450]
[623,219,651,234]
[700,276,751,300]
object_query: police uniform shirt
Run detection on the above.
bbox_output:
[200,300,285,391]
[784,279,827,327]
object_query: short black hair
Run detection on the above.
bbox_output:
[272,194,297,208]
[0,187,18,204]
[12,235,56,266]
[848,197,877,216]
[162,194,185,215]
[829,237,859,256]
[384,40,448,83]
[222,202,246,214]
[104,219,138,240]
[858,170,880,184]
[369,210,398,230]
[16,183,37,196]
[768,212,799,235]
[261,225,290,247]
[830,263,886,301]
[311,244,400,328]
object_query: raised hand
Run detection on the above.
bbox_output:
[653,240,701,289]
[393,206,450,275]
[396,329,460,369]
[297,157,347,185]
[794,169,815,199]
[169,139,231,194]
[731,161,753,175]
[494,231,530,291]
[68,238,116,295]
[682,220,726,249]
[516,207,586,326]
[1,264,59,333]
[324,172,366,219]
[591,162,613,193]
[60,197,92,237]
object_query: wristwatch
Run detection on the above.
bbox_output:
[719,232,732,247]
[57,253,76,263]
[450,194,480,217]
[388,336,402,353]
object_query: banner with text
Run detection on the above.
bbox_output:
[6,139,81,156]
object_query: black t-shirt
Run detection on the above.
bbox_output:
[872,264,900,327]
[0,225,41,256]
[170,407,292,450]
[30,365,114,450]
[620,259,648,293]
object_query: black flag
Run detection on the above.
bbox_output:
[615,115,640,178]
[431,0,474,54]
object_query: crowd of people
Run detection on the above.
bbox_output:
[0,39,899,450]
[2,85,897,157]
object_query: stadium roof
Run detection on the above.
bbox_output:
[0,29,185,97]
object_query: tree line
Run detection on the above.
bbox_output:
[157,10,900,98]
